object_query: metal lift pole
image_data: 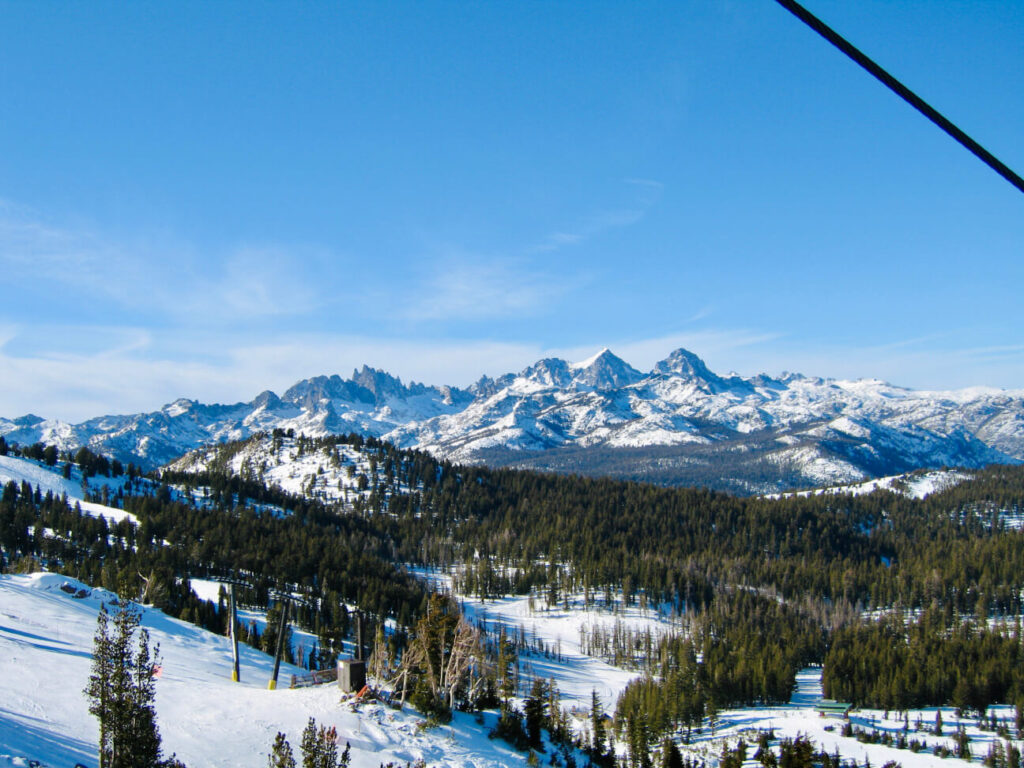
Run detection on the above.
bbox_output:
[355,611,363,661]
[773,0,1024,196]
[228,583,240,683]
[268,598,290,690]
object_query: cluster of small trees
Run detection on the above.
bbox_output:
[267,718,350,768]
[9,440,128,478]
[373,594,490,718]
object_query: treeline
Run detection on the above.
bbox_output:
[394,460,1024,620]
[162,435,1024,717]
[825,608,1024,712]
[0,468,428,669]
[3,438,138,479]
[615,591,824,744]
[161,434,1024,627]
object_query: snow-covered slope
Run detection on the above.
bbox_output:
[6,571,1013,768]
[0,572,542,768]
[0,454,137,525]
[4,348,1023,491]
[166,433,398,508]
[768,468,974,500]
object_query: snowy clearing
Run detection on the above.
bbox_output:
[0,454,137,525]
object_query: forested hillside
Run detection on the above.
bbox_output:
[4,431,1024,760]
[168,433,1024,720]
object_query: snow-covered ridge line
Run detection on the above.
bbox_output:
[3,346,1023,492]
[0,453,138,525]
[166,433,406,510]
[766,469,974,501]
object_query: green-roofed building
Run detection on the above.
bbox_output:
[815,700,852,718]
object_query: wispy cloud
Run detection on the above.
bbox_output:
[404,257,572,322]
[0,199,124,286]
[0,202,343,324]
[199,245,328,320]
[529,178,664,254]
[531,208,647,254]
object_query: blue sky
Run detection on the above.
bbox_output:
[1,0,1023,421]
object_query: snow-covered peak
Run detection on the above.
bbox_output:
[570,347,612,369]
[518,357,574,389]
[251,389,283,411]
[652,348,718,381]
[570,348,643,390]
[351,364,417,402]
[5,346,1024,492]
[163,398,198,417]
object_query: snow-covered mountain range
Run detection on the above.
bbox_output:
[4,348,1024,492]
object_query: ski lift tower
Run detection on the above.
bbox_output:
[217,576,252,683]
[267,589,313,690]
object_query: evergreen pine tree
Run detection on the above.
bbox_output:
[297,717,349,768]
[300,718,321,768]
[955,727,971,760]
[127,620,162,766]
[660,738,684,768]
[497,630,517,706]
[524,678,549,749]
[590,690,607,759]
[268,733,296,768]
[86,605,114,768]
[84,603,170,768]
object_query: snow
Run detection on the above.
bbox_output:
[570,348,612,370]
[168,435,404,510]
[187,577,342,667]
[0,572,540,768]
[14,347,1024,490]
[655,667,1021,768]
[770,469,973,501]
[3,571,1022,768]
[420,567,678,710]
[0,454,137,525]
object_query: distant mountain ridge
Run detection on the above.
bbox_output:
[3,348,1023,493]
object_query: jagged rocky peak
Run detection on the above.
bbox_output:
[319,399,344,432]
[471,372,516,398]
[437,384,473,406]
[520,357,574,388]
[283,374,368,408]
[653,348,720,382]
[351,365,419,401]
[251,389,283,410]
[571,348,643,390]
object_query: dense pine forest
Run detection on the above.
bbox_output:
[3,430,1024,758]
